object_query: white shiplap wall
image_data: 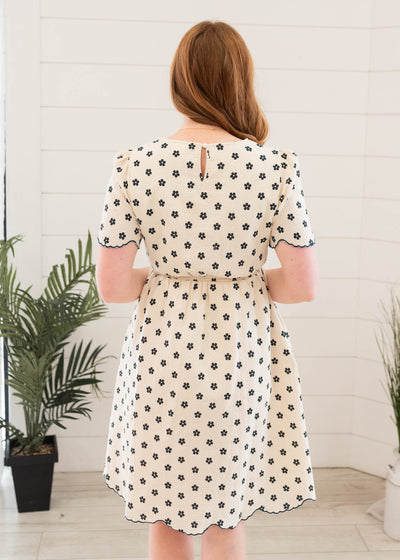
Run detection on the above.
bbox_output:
[351,1,400,474]
[4,0,399,477]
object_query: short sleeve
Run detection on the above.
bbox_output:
[97,150,143,250]
[269,151,316,249]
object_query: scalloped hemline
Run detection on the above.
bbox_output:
[97,237,141,250]
[269,238,316,249]
[101,472,317,537]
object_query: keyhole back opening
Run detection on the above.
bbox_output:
[200,145,209,181]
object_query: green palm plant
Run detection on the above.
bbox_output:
[0,232,111,455]
[375,288,400,453]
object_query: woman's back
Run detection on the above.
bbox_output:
[96,17,319,546]
[98,136,315,279]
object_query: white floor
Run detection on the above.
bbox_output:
[0,467,399,559]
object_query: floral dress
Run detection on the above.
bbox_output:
[97,136,317,536]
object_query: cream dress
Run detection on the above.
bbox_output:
[97,136,317,536]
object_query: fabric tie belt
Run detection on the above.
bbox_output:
[151,268,264,282]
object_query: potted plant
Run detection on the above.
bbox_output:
[375,288,400,540]
[0,232,110,512]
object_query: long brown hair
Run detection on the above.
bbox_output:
[169,20,270,145]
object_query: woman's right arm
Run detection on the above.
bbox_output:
[263,242,319,303]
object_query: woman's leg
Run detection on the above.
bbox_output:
[201,520,246,560]
[148,521,195,560]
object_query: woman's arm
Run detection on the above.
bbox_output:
[263,242,319,304]
[96,243,150,303]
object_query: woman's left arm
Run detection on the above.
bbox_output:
[96,243,150,303]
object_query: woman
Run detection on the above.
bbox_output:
[96,20,319,560]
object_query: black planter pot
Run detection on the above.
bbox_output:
[4,434,59,512]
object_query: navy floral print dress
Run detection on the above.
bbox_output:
[97,136,317,536]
